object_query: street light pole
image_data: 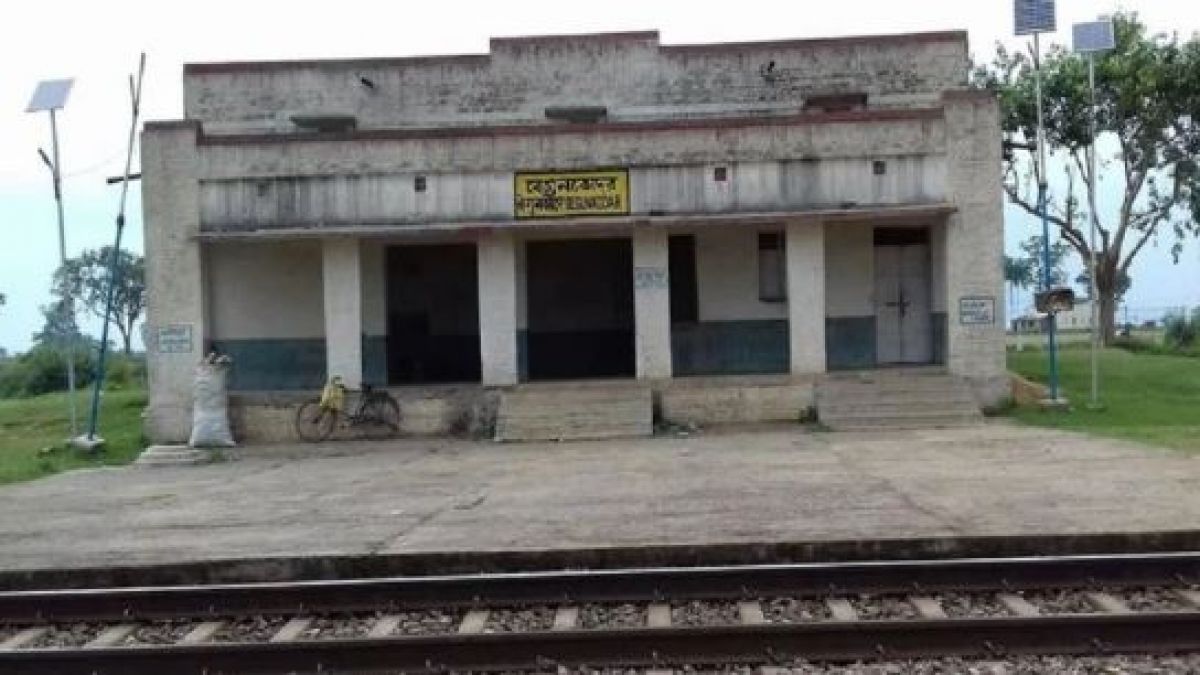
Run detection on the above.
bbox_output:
[1073,17,1115,411]
[1033,31,1061,402]
[28,79,79,438]
[1086,53,1101,408]
[49,110,79,436]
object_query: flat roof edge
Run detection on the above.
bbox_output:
[184,29,968,75]
[193,107,944,146]
[195,204,958,242]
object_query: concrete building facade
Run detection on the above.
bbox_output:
[142,29,1005,443]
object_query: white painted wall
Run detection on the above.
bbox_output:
[199,157,946,230]
[694,228,787,322]
[207,241,325,339]
[824,225,875,318]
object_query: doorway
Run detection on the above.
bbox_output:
[385,244,481,384]
[525,238,634,380]
[874,228,932,364]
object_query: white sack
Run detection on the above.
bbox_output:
[189,355,236,448]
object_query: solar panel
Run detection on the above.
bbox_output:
[1073,20,1115,53]
[26,79,74,112]
[1014,0,1056,36]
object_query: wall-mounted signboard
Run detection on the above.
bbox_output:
[514,169,630,219]
[959,296,997,325]
[156,324,194,354]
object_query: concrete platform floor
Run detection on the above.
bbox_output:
[1,422,1198,573]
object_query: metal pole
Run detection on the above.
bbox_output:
[1033,32,1060,401]
[1086,54,1101,408]
[85,54,146,443]
[48,108,79,437]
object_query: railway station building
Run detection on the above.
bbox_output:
[141,29,1006,443]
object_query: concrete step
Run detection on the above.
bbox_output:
[823,414,982,431]
[496,386,653,442]
[820,388,976,401]
[817,371,982,431]
[135,445,212,467]
[822,407,982,421]
[816,379,974,393]
[819,401,982,416]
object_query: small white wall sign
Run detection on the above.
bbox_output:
[959,296,996,325]
[634,266,668,290]
[156,324,194,353]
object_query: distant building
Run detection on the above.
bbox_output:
[1012,299,1094,333]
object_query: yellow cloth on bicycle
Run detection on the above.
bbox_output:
[319,380,345,412]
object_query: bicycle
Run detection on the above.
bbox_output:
[295,376,401,442]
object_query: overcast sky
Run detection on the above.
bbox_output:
[2,0,1198,351]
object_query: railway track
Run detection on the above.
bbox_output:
[1,552,1199,673]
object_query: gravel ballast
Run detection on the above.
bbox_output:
[26,623,105,648]
[848,594,918,620]
[125,620,194,645]
[1022,590,1097,614]
[303,613,376,639]
[484,606,555,633]
[763,597,832,623]
[212,615,290,642]
[671,600,739,626]
[579,603,644,629]
[766,654,1200,673]
[392,609,461,635]
[1119,586,1190,612]
[938,592,1012,618]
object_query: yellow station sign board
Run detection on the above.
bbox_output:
[514,169,630,219]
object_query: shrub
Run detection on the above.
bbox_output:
[0,345,96,398]
[1163,309,1199,350]
[104,353,146,391]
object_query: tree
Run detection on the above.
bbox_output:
[1075,268,1131,303]
[54,247,145,355]
[31,299,85,349]
[975,13,1200,343]
[1019,235,1071,289]
[1003,254,1034,324]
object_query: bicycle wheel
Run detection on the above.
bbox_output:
[295,400,336,442]
[359,395,401,439]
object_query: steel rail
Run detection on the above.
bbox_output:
[2,553,1198,623]
[2,613,1200,674]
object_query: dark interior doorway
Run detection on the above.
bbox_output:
[669,235,699,324]
[525,238,634,380]
[385,244,481,384]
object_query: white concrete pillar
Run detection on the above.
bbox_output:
[633,228,673,380]
[322,239,363,388]
[943,91,1007,406]
[142,122,205,443]
[477,231,519,386]
[786,221,827,374]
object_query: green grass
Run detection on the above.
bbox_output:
[1008,347,1200,452]
[0,388,147,485]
